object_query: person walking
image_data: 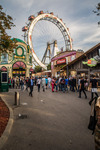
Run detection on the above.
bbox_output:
[20,77,24,91]
[55,77,59,92]
[78,76,87,99]
[65,76,69,92]
[77,77,81,92]
[16,76,19,89]
[51,77,55,92]
[48,76,51,88]
[12,77,15,88]
[25,77,29,91]
[60,76,65,93]
[90,75,99,101]
[45,77,48,89]
[72,77,77,92]
[69,77,72,91]
[8,77,12,88]
[29,76,34,97]
[58,76,62,91]
[37,77,41,92]
[84,77,89,91]
[42,77,46,92]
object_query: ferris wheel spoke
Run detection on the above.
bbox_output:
[26,12,72,69]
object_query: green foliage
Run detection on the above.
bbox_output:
[47,63,51,70]
[34,65,42,73]
[0,5,17,54]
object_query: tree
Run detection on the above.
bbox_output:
[34,66,42,73]
[93,3,100,25]
[47,63,51,70]
[0,5,17,54]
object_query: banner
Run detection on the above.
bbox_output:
[82,58,98,67]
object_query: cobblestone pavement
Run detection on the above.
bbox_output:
[0,86,97,150]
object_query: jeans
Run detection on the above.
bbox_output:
[61,84,65,92]
[91,92,98,100]
[21,84,24,90]
[48,82,51,88]
[79,89,87,98]
[65,85,68,91]
[56,85,58,91]
[29,85,33,96]
[38,84,40,92]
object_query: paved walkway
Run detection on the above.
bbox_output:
[0,86,97,150]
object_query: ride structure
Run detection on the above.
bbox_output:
[42,40,60,65]
[22,11,73,70]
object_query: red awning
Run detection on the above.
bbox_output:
[1,66,7,71]
[13,61,26,69]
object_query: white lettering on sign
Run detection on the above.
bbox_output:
[57,59,66,64]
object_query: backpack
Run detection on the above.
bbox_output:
[61,79,65,84]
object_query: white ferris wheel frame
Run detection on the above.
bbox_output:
[28,13,72,70]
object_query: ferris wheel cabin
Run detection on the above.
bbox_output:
[22,26,28,32]
[50,12,54,15]
[28,15,35,21]
[38,11,44,15]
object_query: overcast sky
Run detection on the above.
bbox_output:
[0,0,100,60]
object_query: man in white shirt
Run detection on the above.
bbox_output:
[48,76,51,88]
[42,77,46,91]
[37,77,41,92]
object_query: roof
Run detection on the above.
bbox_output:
[63,43,100,68]
[11,38,26,44]
[51,51,76,61]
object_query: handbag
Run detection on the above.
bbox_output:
[88,97,98,134]
[92,88,97,93]
[88,116,95,130]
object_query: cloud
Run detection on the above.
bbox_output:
[5,0,35,9]
[1,0,100,58]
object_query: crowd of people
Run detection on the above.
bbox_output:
[8,74,99,100]
[8,75,100,149]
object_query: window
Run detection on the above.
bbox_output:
[29,56,32,63]
[1,53,8,63]
[1,72,8,83]
[99,49,100,56]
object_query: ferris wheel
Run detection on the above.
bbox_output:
[22,11,73,70]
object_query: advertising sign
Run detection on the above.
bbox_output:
[57,58,66,65]
[83,58,98,67]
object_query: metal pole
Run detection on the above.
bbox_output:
[67,65,69,79]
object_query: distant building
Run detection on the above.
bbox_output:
[62,43,100,81]
[0,38,33,78]
[51,50,84,77]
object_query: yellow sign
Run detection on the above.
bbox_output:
[14,56,25,59]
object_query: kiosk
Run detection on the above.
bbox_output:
[0,71,9,92]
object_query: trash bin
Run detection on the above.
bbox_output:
[15,92,20,106]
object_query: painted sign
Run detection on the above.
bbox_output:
[57,58,66,65]
[83,58,98,67]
